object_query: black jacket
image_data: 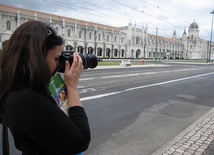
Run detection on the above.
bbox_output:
[5,88,90,155]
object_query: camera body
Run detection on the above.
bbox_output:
[57,50,98,73]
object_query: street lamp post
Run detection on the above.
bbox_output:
[155,27,158,65]
[208,10,214,62]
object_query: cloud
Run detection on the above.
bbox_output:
[1,0,213,39]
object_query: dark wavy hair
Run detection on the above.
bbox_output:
[0,21,63,118]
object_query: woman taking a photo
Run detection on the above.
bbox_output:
[0,21,90,155]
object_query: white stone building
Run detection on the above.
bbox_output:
[0,4,213,60]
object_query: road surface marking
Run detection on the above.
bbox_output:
[80,72,214,101]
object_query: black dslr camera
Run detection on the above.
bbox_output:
[57,50,98,73]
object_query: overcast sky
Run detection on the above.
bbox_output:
[1,0,214,40]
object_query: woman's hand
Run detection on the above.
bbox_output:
[64,53,84,108]
[64,53,83,90]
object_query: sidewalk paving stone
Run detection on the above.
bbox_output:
[152,108,214,155]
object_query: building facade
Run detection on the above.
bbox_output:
[0,4,213,60]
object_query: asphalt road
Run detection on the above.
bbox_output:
[1,62,214,155]
[80,63,214,155]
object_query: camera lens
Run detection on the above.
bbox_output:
[57,50,98,73]
[80,54,98,69]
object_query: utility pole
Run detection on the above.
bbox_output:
[155,27,158,65]
[209,10,214,62]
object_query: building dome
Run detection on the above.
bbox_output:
[189,21,199,29]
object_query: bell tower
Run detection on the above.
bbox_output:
[188,20,199,39]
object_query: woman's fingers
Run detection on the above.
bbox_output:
[64,60,70,75]
[71,53,78,69]
[65,53,82,73]
[64,53,83,88]
[76,54,84,70]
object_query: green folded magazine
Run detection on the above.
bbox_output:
[48,73,68,114]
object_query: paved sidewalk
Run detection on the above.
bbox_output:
[152,108,214,155]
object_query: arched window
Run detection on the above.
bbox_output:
[121,49,125,57]
[6,20,11,30]
[114,49,118,57]
[66,45,73,50]
[89,32,92,39]
[68,29,71,37]
[103,32,105,40]
[97,48,102,56]
[77,46,83,53]
[121,37,124,43]
[136,37,140,45]
[115,36,117,42]
[79,31,82,38]
[106,48,111,58]
[107,35,109,42]
[88,47,93,54]
[98,34,101,41]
